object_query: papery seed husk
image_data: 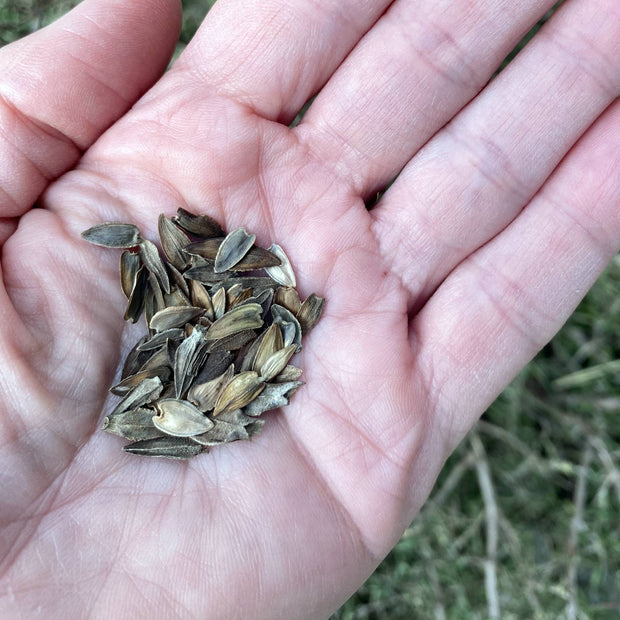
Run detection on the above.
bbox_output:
[82,222,142,248]
[211,286,226,319]
[193,350,235,385]
[147,271,166,313]
[240,329,267,372]
[190,419,250,446]
[158,214,191,270]
[220,276,278,293]
[254,288,274,316]
[123,436,205,459]
[270,304,302,351]
[167,261,190,297]
[243,381,304,417]
[273,365,303,383]
[111,376,163,415]
[124,265,148,323]
[188,364,234,412]
[163,286,192,307]
[173,208,224,238]
[153,399,214,437]
[138,343,174,375]
[184,238,223,260]
[137,328,185,352]
[259,343,297,381]
[121,335,149,380]
[206,329,257,353]
[213,371,265,416]
[215,408,257,426]
[189,280,215,319]
[205,303,263,341]
[149,305,205,332]
[227,246,281,271]
[214,227,256,273]
[139,239,171,294]
[297,293,326,334]
[120,251,141,298]
[273,286,302,315]
[144,286,156,331]
[252,323,283,373]
[264,243,296,287]
[183,263,232,284]
[174,327,209,398]
[102,407,164,441]
[111,366,171,395]
[227,286,253,308]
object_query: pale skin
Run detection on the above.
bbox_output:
[0,0,618,616]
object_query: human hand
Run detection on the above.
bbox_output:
[1,0,618,617]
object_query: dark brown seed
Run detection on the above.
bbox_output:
[206,329,257,353]
[227,246,281,271]
[214,228,256,273]
[297,293,326,334]
[123,436,205,459]
[149,306,205,332]
[184,263,233,284]
[173,208,224,238]
[124,265,148,323]
[158,214,191,270]
[139,239,171,295]
[82,222,142,248]
[193,350,235,385]
[184,238,223,260]
[120,251,141,298]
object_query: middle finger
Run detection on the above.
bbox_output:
[295,0,558,196]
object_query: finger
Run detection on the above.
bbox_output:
[415,99,620,456]
[175,0,392,122]
[372,0,620,307]
[0,0,182,217]
[296,0,558,196]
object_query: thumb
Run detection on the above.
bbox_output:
[0,0,182,219]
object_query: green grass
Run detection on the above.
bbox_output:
[2,1,618,618]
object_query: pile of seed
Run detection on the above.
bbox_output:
[82,208,324,459]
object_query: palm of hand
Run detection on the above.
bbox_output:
[1,1,618,617]
[1,75,422,618]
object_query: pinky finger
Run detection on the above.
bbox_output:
[415,99,620,453]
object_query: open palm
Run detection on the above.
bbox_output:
[1,0,618,617]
